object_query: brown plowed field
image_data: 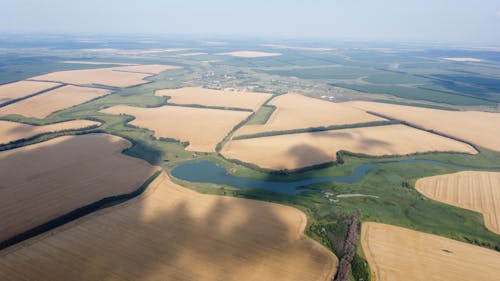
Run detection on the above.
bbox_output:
[0,134,158,241]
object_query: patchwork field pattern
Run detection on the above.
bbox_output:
[101,105,251,152]
[223,124,476,170]
[0,134,158,241]
[0,120,100,145]
[234,94,385,137]
[156,87,272,111]
[0,173,338,281]
[416,171,500,234]
[361,222,500,281]
[347,101,500,152]
[0,85,111,118]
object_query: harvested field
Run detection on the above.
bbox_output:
[30,64,177,87]
[0,85,111,118]
[0,120,100,145]
[0,134,158,242]
[234,93,385,137]
[0,172,337,281]
[156,87,272,111]
[0,80,60,104]
[347,101,500,152]
[101,105,251,152]
[218,51,282,58]
[416,171,500,235]
[361,222,500,281]
[222,124,476,170]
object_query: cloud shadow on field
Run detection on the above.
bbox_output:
[0,175,336,281]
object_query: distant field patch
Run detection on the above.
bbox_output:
[223,124,476,170]
[0,134,158,242]
[347,101,500,152]
[156,87,272,111]
[0,120,100,145]
[29,64,178,87]
[234,93,385,137]
[0,80,60,104]
[416,171,500,235]
[218,51,282,58]
[0,85,111,118]
[0,172,337,281]
[361,222,500,281]
[101,105,251,152]
[441,57,484,62]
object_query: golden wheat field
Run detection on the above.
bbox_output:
[155,87,272,111]
[0,172,337,281]
[416,171,500,235]
[30,64,176,87]
[0,120,100,145]
[222,124,476,170]
[101,105,251,152]
[218,51,282,58]
[234,93,385,137]
[347,101,500,152]
[0,134,158,241]
[0,80,60,104]
[361,222,500,281]
[0,85,110,118]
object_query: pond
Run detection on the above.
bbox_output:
[171,159,498,195]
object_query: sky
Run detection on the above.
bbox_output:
[1,0,500,44]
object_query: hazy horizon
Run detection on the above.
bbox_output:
[1,0,500,44]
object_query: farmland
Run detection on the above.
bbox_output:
[0,85,111,118]
[0,134,158,242]
[0,80,60,104]
[361,222,500,281]
[156,86,272,111]
[347,101,500,152]
[0,173,337,281]
[234,93,385,137]
[416,171,500,234]
[0,37,499,281]
[223,124,476,170]
[218,51,283,58]
[30,64,177,87]
[0,120,100,145]
[101,105,251,152]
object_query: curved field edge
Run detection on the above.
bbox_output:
[415,171,500,235]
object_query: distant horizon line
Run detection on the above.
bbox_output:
[1,32,500,48]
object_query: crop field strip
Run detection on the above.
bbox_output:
[233,93,386,137]
[101,105,252,152]
[0,172,337,281]
[222,124,477,170]
[361,222,500,281]
[0,119,101,145]
[0,134,158,242]
[0,80,62,106]
[28,64,179,88]
[416,171,500,235]
[0,85,111,118]
[347,101,500,152]
[155,87,272,111]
